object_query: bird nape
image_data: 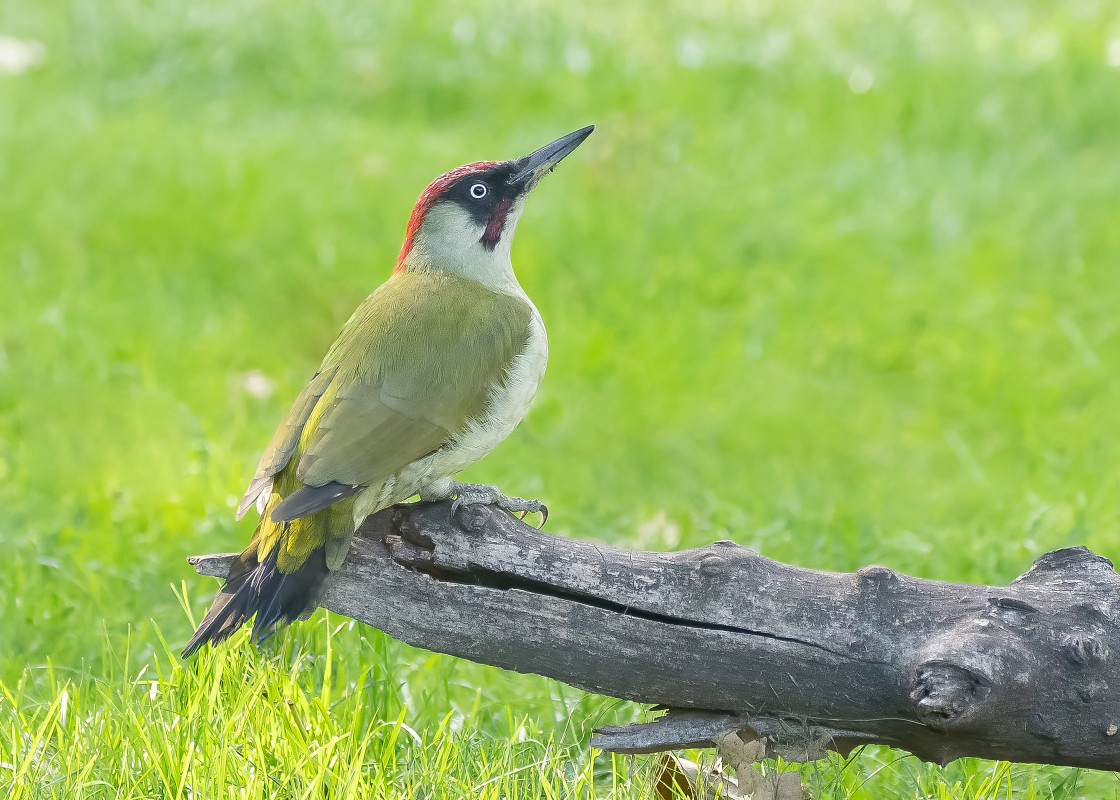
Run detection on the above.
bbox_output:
[183,125,594,657]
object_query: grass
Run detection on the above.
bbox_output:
[1,0,1119,795]
[2,621,1116,800]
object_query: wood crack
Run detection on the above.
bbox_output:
[405,557,874,665]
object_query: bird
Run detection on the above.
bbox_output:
[183,125,594,656]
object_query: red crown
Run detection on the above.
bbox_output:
[395,161,498,274]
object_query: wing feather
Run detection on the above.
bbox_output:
[240,271,534,524]
[235,367,338,519]
[270,481,364,522]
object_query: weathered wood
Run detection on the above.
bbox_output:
[189,501,1120,771]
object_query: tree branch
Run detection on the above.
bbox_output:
[189,501,1120,770]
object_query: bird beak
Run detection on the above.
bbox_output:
[509,125,594,189]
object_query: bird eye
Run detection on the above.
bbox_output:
[470,183,488,199]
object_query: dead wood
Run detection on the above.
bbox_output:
[189,501,1120,770]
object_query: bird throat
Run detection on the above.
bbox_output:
[480,197,512,251]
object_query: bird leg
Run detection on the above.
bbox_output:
[421,479,547,527]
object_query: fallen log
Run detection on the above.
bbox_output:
[188,501,1120,771]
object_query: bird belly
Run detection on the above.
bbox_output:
[351,307,547,523]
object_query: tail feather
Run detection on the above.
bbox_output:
[183,539,329,657]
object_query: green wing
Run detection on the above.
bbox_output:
[235,367,337,520]
[239,269,532,524]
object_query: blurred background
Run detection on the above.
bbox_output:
[1,0,1118,796]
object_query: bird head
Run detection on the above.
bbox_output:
[395,126,594,285]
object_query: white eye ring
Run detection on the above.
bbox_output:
[470,182,488,199]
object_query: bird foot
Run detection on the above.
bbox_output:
[448,482,548,528]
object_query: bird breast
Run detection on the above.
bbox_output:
[443,303,548,471]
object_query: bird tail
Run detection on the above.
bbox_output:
[182,525,329,658]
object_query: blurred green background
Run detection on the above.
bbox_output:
[1,0,1118,796]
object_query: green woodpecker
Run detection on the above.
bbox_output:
[184,126,594,656]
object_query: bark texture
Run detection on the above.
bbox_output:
[189,501,1120,770]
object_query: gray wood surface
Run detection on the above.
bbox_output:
[189,501,1120,770]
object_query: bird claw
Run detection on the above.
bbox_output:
[447,482,548,529]
[515,505,548,528]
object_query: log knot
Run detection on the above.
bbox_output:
[910,662,991,730]
[384,506,441,570]
[1015,546,1118,587]
[696,554,728,578]
[987,596,1039,628]
[1060,632,1108,667]
[384,533,433,571]
[855,565,900,594]
[391,507,422,540]
[455,504,492,533]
